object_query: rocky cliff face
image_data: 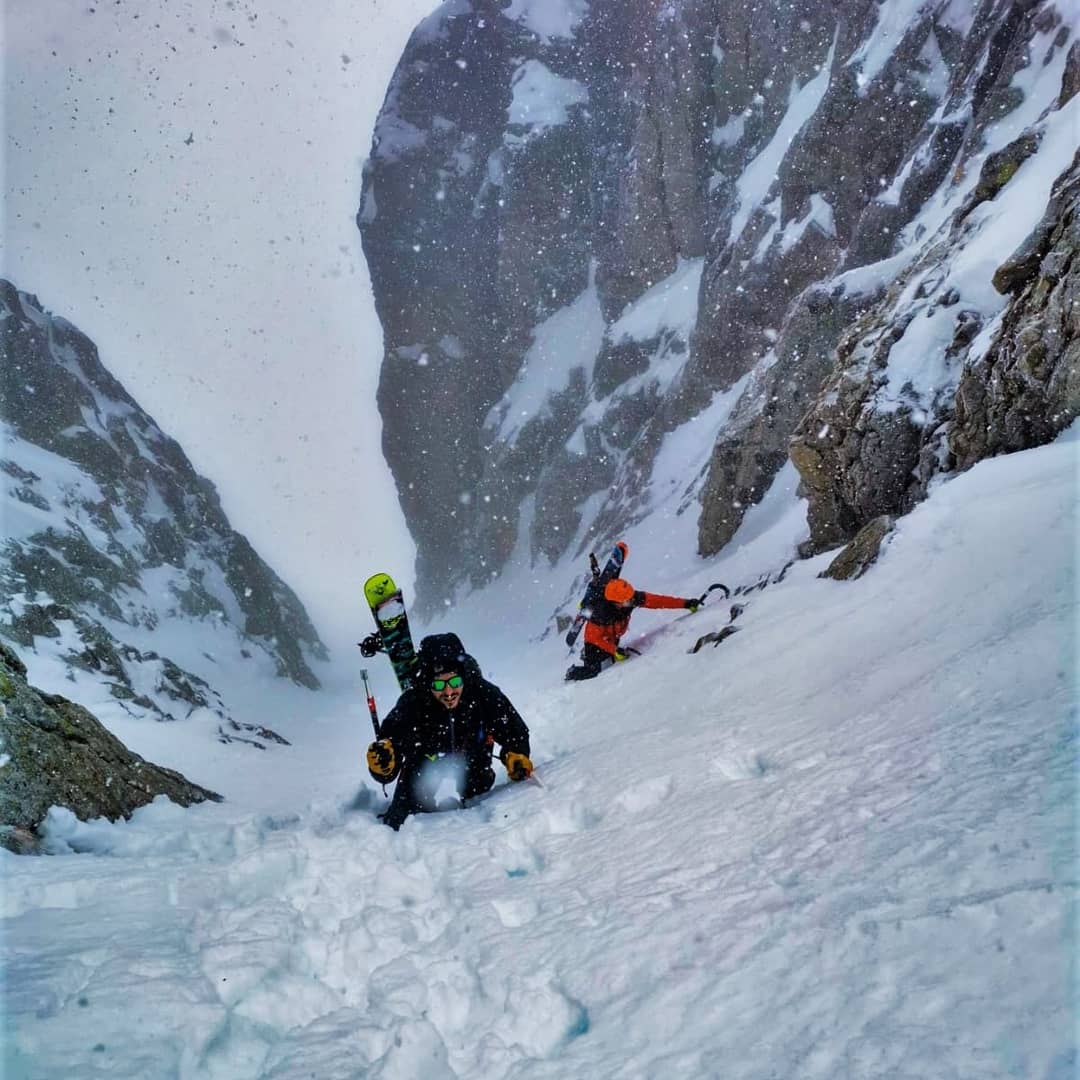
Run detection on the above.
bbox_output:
[0,642,221,855]
[1,281,328,719]
[359,0,1078,610]
[790,142,1079,551]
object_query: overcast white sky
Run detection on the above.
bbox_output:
[3,0,438,655]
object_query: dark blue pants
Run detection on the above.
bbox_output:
[380,754,495,829]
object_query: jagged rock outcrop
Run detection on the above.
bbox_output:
[791,142,1078,552]
[1,281,328,718]
[697,286,869,554]
[360,0,1079,606]
[952,153,1080,467]
[819,515,896,581]
[0,641,221,855]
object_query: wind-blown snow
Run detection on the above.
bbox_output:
[778,192,836,254]
[641,369,755,558]
[1,409,325,725]
[833,250,917,296]
[371,89,428,164]
[913,27,949,99]
[938,0,976,36]
[506,60,588,139]
[489,275,605,445]
[414,0,471,46]
[1,424,106,544]
[4,429,1075,1079]
[712,112,746,148]
[504,0,588,43]
[727,37,836,246]
[949,93,1080,311]
[847,0,925,89]
[608,258,705,344]
[559,257,706,427]
[899,18,1078,252]
[877,144,920,207]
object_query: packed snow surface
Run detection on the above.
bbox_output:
[3,433,1076,1078]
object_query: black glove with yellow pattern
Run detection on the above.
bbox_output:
[501,750,533,782]
[366,739,398,782]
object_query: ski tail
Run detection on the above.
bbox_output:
[565,610,588,648]
[565,541,629,648]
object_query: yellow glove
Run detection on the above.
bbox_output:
[366,738,398,782]
[502,751,533,782]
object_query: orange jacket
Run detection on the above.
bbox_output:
[582,579,687,657]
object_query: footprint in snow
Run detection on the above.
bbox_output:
[614,775,675,813]
[711,751,779,781]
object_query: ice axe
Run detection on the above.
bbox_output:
[359,667,393,799]
[691,582,730,608]
[359,667,380,738]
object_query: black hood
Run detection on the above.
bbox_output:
[417,632,482,684]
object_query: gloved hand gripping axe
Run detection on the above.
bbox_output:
[689,582,730,611]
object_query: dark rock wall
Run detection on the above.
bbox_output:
[360,0,1078,606]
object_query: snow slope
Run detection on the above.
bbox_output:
[2,432,1076,1078]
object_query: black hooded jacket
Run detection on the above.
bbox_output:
[379,633,530,774]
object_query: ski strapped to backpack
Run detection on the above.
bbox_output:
[362,572,419,691]
[565,541,628,648]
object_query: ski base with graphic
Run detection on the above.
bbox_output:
[363,572,419,691]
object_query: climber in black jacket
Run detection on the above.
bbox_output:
[366,633,533,830]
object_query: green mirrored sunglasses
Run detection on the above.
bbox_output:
[431,675,464,692]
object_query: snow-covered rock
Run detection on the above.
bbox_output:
[1,281,327,734]
[0,641,221,855]
[359,0,1078,614]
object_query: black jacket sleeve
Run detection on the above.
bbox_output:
[377,689,418,748]
[482,682,530,757]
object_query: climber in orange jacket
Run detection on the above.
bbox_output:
[565,575,700,681]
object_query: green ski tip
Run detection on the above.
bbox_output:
[364,573,398,608]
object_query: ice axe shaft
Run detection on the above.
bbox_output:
[359,667,380,738]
